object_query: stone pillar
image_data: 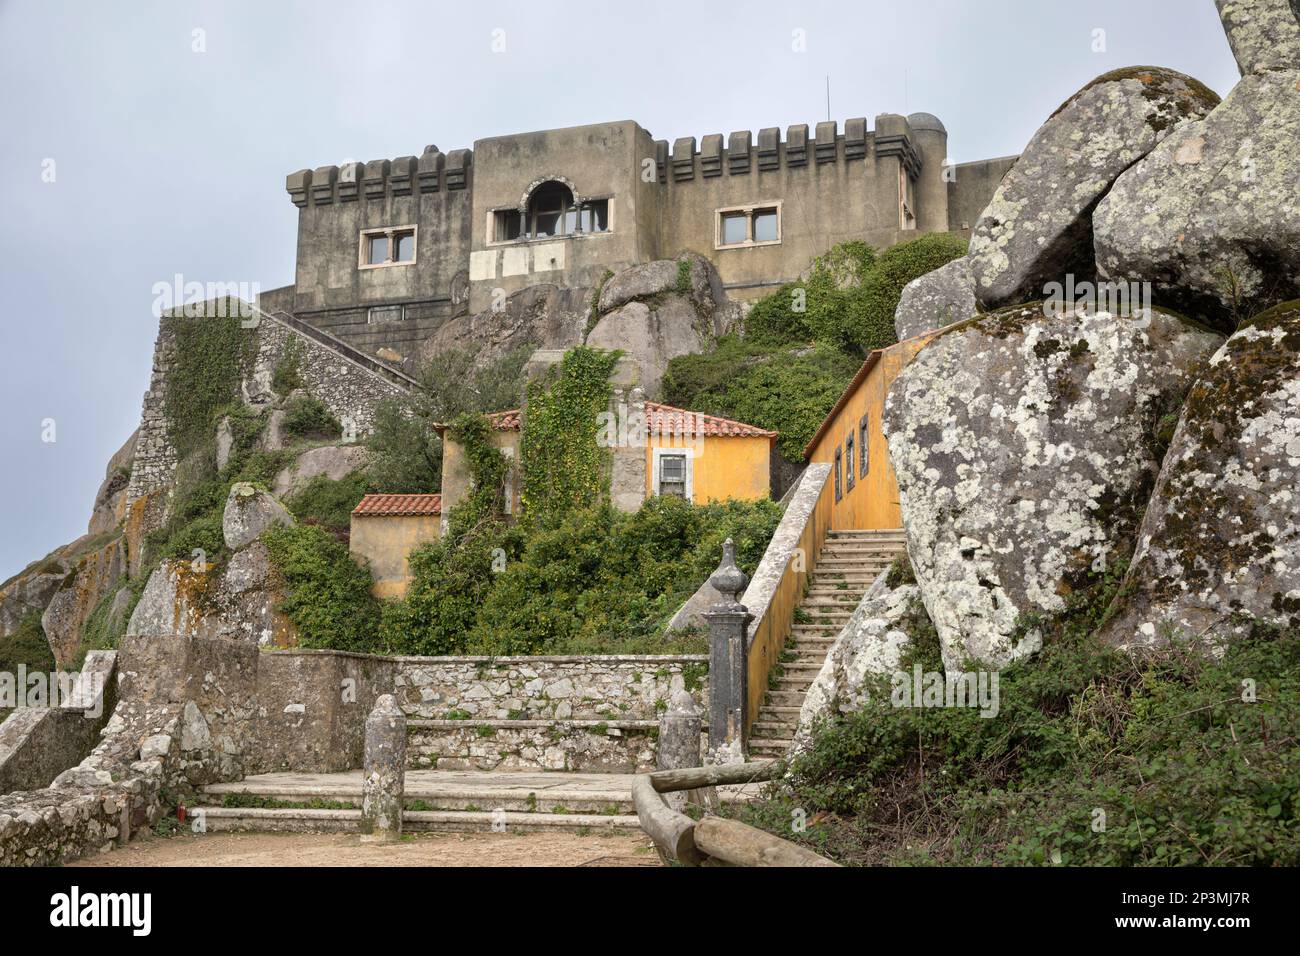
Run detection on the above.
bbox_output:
[704,538,751,758]
[360,694,406,843]
[657,690,703,812]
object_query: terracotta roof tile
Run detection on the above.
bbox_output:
[352,493,442,517]
[463,403,776,439]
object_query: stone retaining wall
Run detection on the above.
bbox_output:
[407,719,661,773]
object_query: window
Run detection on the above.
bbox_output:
[716,203,781,248]
[367,305,405,324]
[492,189,610,243]
[900,167,917,230]
[834,447,843,502]
[359,226,417,268]
[653,448,693,500]
[845,432,855,492]
[859,414,870,477]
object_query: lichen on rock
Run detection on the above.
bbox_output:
[883,302,1223,671]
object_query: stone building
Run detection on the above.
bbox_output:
[277,116,1015,358]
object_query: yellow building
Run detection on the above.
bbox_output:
[349,493,443,598]
[802,333,934,531]
[438,402,776,515]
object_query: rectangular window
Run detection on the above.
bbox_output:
[859,414,870,477]
[495,209,523,241]
[845,433,856,491]
[716,203,781,249]
[834,447,843,502]
[360,225,417,269]
[658,453,688,499]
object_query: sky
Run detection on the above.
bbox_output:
[0,0,1241,581]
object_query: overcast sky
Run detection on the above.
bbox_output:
[0,0,1240,580]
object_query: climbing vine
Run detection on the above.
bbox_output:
[520,347,620,526]
[162,304,254,456]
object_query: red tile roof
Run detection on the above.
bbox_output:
[446,403,777,440]
[432,409,520,435]
[352,493,442,517]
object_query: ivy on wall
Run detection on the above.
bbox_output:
[162,304,254,457]
[520,347,620,526]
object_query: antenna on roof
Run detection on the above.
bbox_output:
[826,75,831,122]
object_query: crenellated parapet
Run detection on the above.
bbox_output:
[286,145,473,207]
[652,113,939,184]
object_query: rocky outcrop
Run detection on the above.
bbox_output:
[222,483,292,550]
[0,562,67,638]
[586,255,727,398]
[883,303,1223,671]
[417,283,590,370]
[894,256,977,340]
[87,430,137,536]
[793,574,917,752]
[39,536,128,668]
[1094,69,1300,330]
[272,444,370,499]
[968,68,1218,309]
[1215,0,1300,75]
[1098,300,1300,650]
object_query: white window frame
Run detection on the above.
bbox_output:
[359,224,418,269]
[652,446,695,502]
[714,201,782,250]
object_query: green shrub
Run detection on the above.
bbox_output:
[853,232,969,348]
[287,472,371,536]
[282,395,341,442]
[272,337,306,395]
[162,308,253,457]
[738,568,1300,867]
[262,523,380,652]
[0,612,55,677]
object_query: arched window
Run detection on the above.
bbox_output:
[494,180,610,242]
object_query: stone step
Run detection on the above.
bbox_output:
[763,691,807,707]
[763,706,803,717]
[190,805,643,834]
[825,529,906,538]
[748,738,793,754]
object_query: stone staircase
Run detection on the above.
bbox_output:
[191,769,760,835]
[749,529,908,760]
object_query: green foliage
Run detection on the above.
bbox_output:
[855,232,969,348]
[386,495,780,656]
[662,338,860,461]
[271,337,306,395]
[262,523,381,652]
[674,258,693,295]
[286,472,371,536]
[80,576,148,661]
[520,347,620,525]
[366,345,532,494]
[282,394,341,442]
[162,309,253,457]
[743,240,878,351]
[740,568,1300,867]
[0,612,55,678]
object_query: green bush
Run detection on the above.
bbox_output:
[162,308,254,457]
[287,472,371,536]
[272,337,306,395]
[262,523,381,652]
[854,232,969,348]
[282,395,341,442]
[0,612,55,677]
[738,568,1300,867]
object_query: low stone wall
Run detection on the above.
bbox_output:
[0,651,118,796]
[408,719,661,773]
[394,655,708,721]
[250,650,398,775]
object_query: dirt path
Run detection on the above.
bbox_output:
[69,830,662,867]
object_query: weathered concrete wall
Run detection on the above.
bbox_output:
[946,155,1018,231]
[0,652,118,795]
[394,655,708,721]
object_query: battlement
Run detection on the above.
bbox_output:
[652,113,942,184]
[287,145,474,208]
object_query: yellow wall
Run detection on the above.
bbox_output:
[806,334,933,531]
[440,430,523,521]
[644,433,772,503]
[349,514,442,599]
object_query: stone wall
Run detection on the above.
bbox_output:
[393,654,708,721]
[408,718,660,773]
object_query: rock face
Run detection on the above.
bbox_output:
[39,537,128,668]
[1215,0,1300,75]
[894,256,977,340]
[793,575,917,752]
[272,444,370,499]
[586,255,727,398]
[1094,69,1300,330]
[1098,301,1300,650]
[968,68,1218,309]
[883,303,1223,671]
[87,430,137,537]
[417,283,589,370]
[0,565,67,638]
[222,483,293,550]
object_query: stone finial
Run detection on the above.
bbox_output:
[709,538,749,605]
